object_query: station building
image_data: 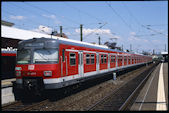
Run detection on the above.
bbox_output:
[161,52,168,62]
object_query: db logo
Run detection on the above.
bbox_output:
[28,65,35,70]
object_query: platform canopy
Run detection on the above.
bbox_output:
[161,52,168,55]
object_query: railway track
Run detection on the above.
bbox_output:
[2,63,157,111]
[2,99,49,111]
[86,62,158,111]
[33,63,156,111]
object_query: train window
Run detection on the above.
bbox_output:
[111,56,116,63]
[91,54,95,64]
[118,56,122,62]
[128,56,130,62]
[17,49,31,64]
[62,49,65,61]
[104,55,107,63]
[86,54,90,64]
[132,57,134,62]
[111,56,113,62]
[70,53,76,66]
[33,49,58,64]
[124,56,127,62]
[101,55,104,64]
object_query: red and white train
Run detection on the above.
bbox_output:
[15,37,152,92]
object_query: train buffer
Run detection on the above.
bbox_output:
[130,62,168,111]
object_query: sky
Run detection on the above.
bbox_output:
[1,1,168,54]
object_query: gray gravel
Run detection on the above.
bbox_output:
[29,64,153,111]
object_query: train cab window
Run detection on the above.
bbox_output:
[62,49,65,61]
[70,53,76,66]
[86,54,90,64]
[104,55,107,63]
[33,49,58,64]
[91,54,95,64]
[101,55,104,64]
[17,49,31,64]
[111,56,116,63]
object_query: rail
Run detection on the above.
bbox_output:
[2,99,49,111]
[86,62,158,111]
[119,62,158,110]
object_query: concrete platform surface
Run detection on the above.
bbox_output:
[1,87,15,105]
[1,78,16,105]
[1,78,16,88]
[130,63,168,111]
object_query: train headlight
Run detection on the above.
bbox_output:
[44,71,52,77]
[16,71,21,77]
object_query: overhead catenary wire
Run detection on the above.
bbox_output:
[65,2,122,38]
[3,10,42,27]
[22,2,80,25]
[5,3,54,28]
[83,22,108,41]
[121,2,142,35]
[4,2,81,34]
[142,25,168,37]
[121,1,168,53]
[105,1,134,31]
[23,2,120,43]
[122,2,142,26]
[63,2,106,24]
[146,24,168,26]
[121,2,167,38]
[134,34,158,37]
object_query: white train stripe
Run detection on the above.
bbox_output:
[16,62,148,85]
[44,63,145,84]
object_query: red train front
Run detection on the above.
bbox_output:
[15,38,60,94]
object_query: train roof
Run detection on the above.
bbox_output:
[21,37,151,57]
[2,25,151,57]
[54,38,151,57]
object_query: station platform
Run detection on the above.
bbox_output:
[1,78,16,88]
[1,78,16,105]
[130,62,168,111]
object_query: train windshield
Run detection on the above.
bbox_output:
[17,49,31,64]
[33,49,58,63]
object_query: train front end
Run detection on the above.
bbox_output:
[15,38,59,95]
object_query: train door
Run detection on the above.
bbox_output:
[116,55,118,68]
[108,53,110,70]
[67,51,78,76]
[118,55,122,67]
[122,56,124,66]
[116,55,118,67]
[115,55,117,68]
[78,51,84,76]
[61,49,66,77]
[132,56,134,64]
[124,56,127,66]
[96,52,100,72]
